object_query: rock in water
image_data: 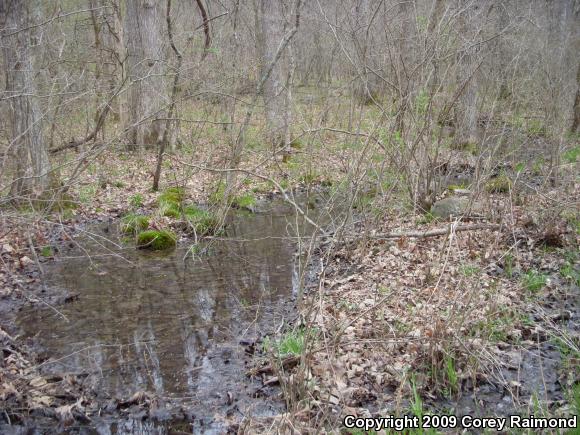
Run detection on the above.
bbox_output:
[430,197,469,219]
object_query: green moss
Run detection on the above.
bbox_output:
[160,187,185,203]
[233,192,256,210]
[485,174,512,193]
[183,205,219,235]
[447,184,467,192]
[209,181,256,210]
[137,230,176,250]
[40,246,53,258]
[158,187,185,217]
[120,214,149,235]
[290,138,303,149]
[160,202,181,218]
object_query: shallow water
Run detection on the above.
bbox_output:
[17,195,333,432]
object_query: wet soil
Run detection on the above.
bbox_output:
[433,281,580,418]
[1,188,577,433]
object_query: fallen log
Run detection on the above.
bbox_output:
[366,223,500,240]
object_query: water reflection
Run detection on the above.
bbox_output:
[18,198,329,424]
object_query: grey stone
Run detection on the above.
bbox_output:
[430,197,469,219]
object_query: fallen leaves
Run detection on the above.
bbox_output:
[297,192,580,422]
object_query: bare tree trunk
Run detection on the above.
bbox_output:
[394,0,416,132]
[110,0,126,124]
[124,0,168,151]
[152,0,182,191]
[568,4,580,134]
[259,0,289,150]
[225,0,301,200]
[427,0,445,94]
[492,0,510,99]
[1,0,52,198]
[572,61,580,134]
[454,1,480,148]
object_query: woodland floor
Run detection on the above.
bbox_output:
[1,134,579,433]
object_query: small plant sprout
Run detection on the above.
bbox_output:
[130,193,144,208]
[264,328,313,358]
[521,270,548,293]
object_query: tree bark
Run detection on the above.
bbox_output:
[427,0,445,94]
[1,0,52,198]
[570,6,580,134]
[124,0,168,151]
[152,0,182,191]
[492,0,510,99]
[259,0,290,149]
[110,0,126,124]
[394,0,416,132]
[570,61,580,134]
[454,1,480,148]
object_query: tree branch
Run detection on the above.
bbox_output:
[194,0,211,57]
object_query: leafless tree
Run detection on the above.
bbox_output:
[124,0,168,151]
[257,0,292,149]
[1,0,52,198]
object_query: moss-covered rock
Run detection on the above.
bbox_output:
[137,229,176,250]
[120,214,149,235]
[485,174,512,193]
[183,206,219,235]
